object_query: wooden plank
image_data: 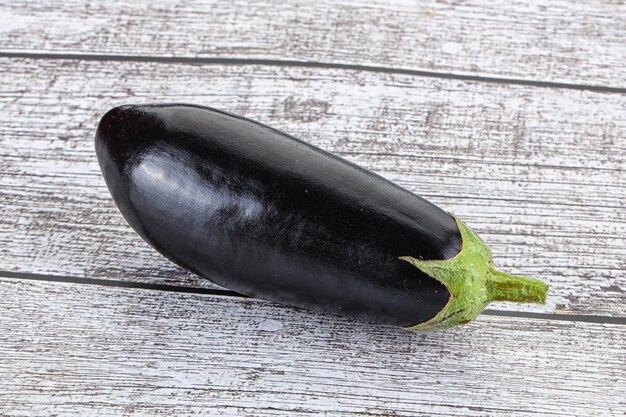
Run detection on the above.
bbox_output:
[0,277,624,417]
[0,57,624,316]
[1,0,625,86]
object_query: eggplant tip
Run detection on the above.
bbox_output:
[401,216,549,331]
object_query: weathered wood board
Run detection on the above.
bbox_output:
[1,0,625,86]
[0,1,625,416]
[0,277,624,417]
[1,57,624,316]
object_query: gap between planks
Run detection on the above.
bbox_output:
[2,0,625,88]
[1,51,625,95]
[2,271,624,326]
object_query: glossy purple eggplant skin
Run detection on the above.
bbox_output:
[95,104,462,327]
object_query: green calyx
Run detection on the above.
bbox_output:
[400,216,548,331]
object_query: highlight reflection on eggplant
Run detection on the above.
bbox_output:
[95,104,548,330]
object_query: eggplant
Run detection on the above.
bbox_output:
[95,104,548,330]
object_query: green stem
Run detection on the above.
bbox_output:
[486,269,548,304]
[402,215,550,331]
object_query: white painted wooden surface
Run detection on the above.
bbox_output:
[1,0,625,86]
[1,58,624,316]
[1,278,624,417]
[0,0,624,416]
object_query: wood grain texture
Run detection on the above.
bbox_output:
[0,277,624,417]
[1,57,625,316]
[1,0,625,86]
